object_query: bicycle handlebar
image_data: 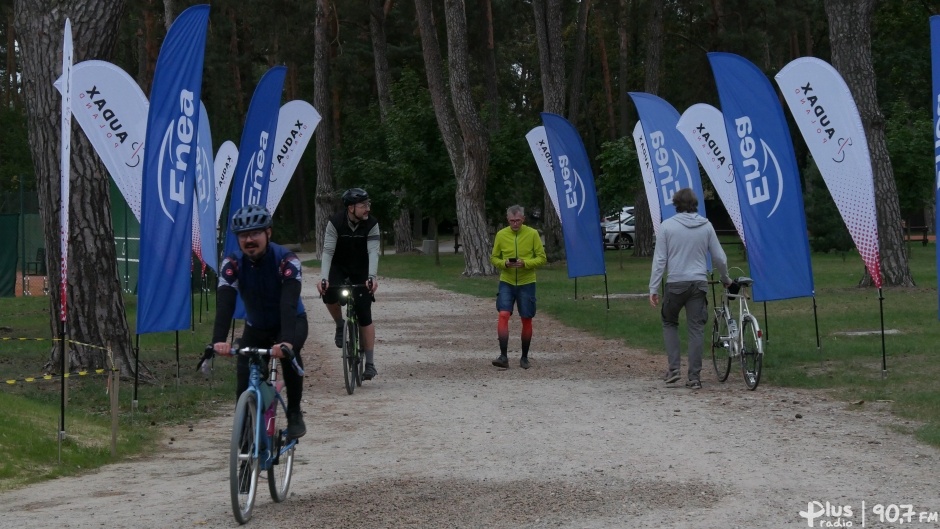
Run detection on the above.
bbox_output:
[321,279,373,290]
[708,277,752,287]
[197,344,305,377]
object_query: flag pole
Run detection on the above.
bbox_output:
[603,274,609,310]
[175,331,181,392]
[56,18,73,464]
[812,295,820,351]
[879,287,887,379]
[133,333,140,412]
[58,321,66,463]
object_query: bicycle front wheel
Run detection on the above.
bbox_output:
[711,312,731,382]
[355,324,364,387]
[342,319,357,395]
[740,315,764,390]
[230,391,259,524]
[267,402,295,502]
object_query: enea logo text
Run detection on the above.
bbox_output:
[734,116,784,217]
[648,130,693,206]
[557,155,586,215]
[158,89,197,222]
[194,143,212,215]
[240,131,270,206]
[934,91,940,190]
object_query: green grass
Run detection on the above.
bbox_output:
[352,241,940,446]
[0,292,238,491]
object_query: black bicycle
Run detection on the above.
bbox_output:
[324,280,372,395]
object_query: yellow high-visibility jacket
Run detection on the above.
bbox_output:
[489,224,546,286]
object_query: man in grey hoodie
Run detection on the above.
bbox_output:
[648,188,731,389]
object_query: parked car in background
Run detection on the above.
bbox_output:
[603,206,634,223]
[601,210,635,250]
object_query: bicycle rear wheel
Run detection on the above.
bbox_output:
[230,391,259,524]
[267,402,295,502]
[711,311,731,382]
[740,315,764,390]
[342,319,357,394]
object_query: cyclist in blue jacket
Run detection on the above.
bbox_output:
[212,204,308,439]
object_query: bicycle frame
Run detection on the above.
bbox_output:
[720,287,748,356]
[245,356,295,470]
[337,282,369,394]
[340,285,361,339]
[711,276,764,390]
[198,344,304,523]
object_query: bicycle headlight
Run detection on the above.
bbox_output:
[341,288,351,297]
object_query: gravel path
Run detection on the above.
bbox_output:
[3,274,939,528]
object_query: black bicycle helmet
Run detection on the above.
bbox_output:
[230,204,273,234]
[342,187,370,207]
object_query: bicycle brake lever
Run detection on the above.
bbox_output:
[196,345,214,373]
[277,344,304,376]
[291,359,305,377]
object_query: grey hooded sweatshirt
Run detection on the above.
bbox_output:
[649,212,730,294]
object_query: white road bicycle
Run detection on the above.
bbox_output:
[710,274,764,390]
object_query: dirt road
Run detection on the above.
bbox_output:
[3,274,939,528]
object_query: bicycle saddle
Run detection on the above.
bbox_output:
[735,277,754,286]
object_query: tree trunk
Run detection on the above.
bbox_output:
[633,0,664,258]
[444,0,492,276]
[415,0,494,276]
[14,0,146,379]
[283,64,310,242]
[479,0,499,129]
[163,0,175,29]
[824,0,914,287]
[803,12,814,56]
[5,11,17,108]
[394,210,414,253]
[412,206,423,240]
[370,0,412,254]
[370,0,393,121]
[138,0,158,95]
[314,0,335,258]
[643,0,663,95]
[532,0,566,262]
[633,192,654,256]
[617,0,633,138]
[595,15,617,141]
[566,0,591,128]
[226,7,245,117]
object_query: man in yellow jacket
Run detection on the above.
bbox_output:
[489,205,547,369]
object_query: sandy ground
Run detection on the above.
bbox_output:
[3,271,940,528]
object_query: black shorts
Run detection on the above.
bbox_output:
[322,284,374,327]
